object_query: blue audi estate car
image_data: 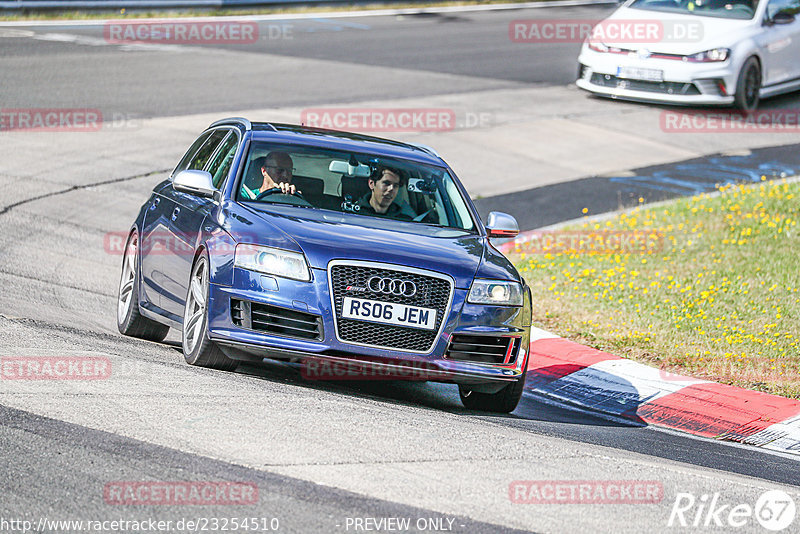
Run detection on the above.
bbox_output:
[117,118,532,412]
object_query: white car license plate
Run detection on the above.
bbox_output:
[342,297,436,330]
[616,66,664,82]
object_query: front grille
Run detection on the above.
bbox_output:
[329,263,452,352]
[446,335,520,365]
[590,73,700,95]
[231,299,322,341]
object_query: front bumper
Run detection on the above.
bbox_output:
[206,266,531,385]
[577,49,737,106]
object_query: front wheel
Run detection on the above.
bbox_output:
[734,57,761,113]
[459,375,526,413]
[182,254,237,371]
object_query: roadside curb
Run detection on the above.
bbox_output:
[524,327,800,456]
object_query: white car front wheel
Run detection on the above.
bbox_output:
[734,57,761,113]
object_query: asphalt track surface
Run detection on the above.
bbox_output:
[2,5,800,533]
[0,6,592,115]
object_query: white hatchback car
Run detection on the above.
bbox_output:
[576,0,800,111]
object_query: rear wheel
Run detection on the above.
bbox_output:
[459,374,526,413]
[182,254,237,371]
[117,231,170,342]
[734,57,761,113]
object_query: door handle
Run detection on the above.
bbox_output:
[149,197,160,210]
[171,207,181,221]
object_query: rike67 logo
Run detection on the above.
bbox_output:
[669,490,796,531]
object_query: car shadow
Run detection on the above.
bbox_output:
[223,356,645,430]
[162,347,800,487]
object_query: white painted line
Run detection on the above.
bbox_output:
[747,415,800,453]
[590,358,708,399]
[530,326,560,343]
[0,0,618,27]
[530,358,706,417]
[29,30,191,51]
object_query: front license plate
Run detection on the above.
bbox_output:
[616,66,663,82]
[342,297,436,331]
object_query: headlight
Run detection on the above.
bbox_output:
[588,39,609,53]
[234,244,311,282]
[468,280,523,306]
[686,48,730,62]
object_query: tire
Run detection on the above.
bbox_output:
[459,374,526,413]
[734,56,761,113]
[117,231,170,342]
[182,254,238,371]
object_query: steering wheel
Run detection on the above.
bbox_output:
[254,187,312,207]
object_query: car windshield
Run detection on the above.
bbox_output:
[628,0,759,19]
[237,143,476,231]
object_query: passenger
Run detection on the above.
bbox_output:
[356,166,412,220]
[242,151,300,199]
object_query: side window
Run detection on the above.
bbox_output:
[206,132,239,188]
[443,173,474,230]
[173,131,212,177]
[767,0,800,18]
[188,129,228,171]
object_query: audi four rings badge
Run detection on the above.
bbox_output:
[367,276,417,297]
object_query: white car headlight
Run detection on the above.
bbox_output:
[687,48,730,62]
[587,39,610,53]
[468,280,523,306]
[234,244,311,282]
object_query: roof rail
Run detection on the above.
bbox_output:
[410,143,441,158]
[209,117,252,131]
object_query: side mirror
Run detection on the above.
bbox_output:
[173,170,215,198]
[485,211,519,238]
[772,11,795,24]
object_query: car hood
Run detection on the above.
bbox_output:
[600,6,757,54]
[237,204,491,289]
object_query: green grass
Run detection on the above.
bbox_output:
[515,178,800,398]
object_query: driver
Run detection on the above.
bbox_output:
[356,166,412,220]
[242,151,300,199]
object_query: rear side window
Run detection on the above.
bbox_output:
[206,132,239,188]
[173,131,212,177]
[188,129,228,171]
